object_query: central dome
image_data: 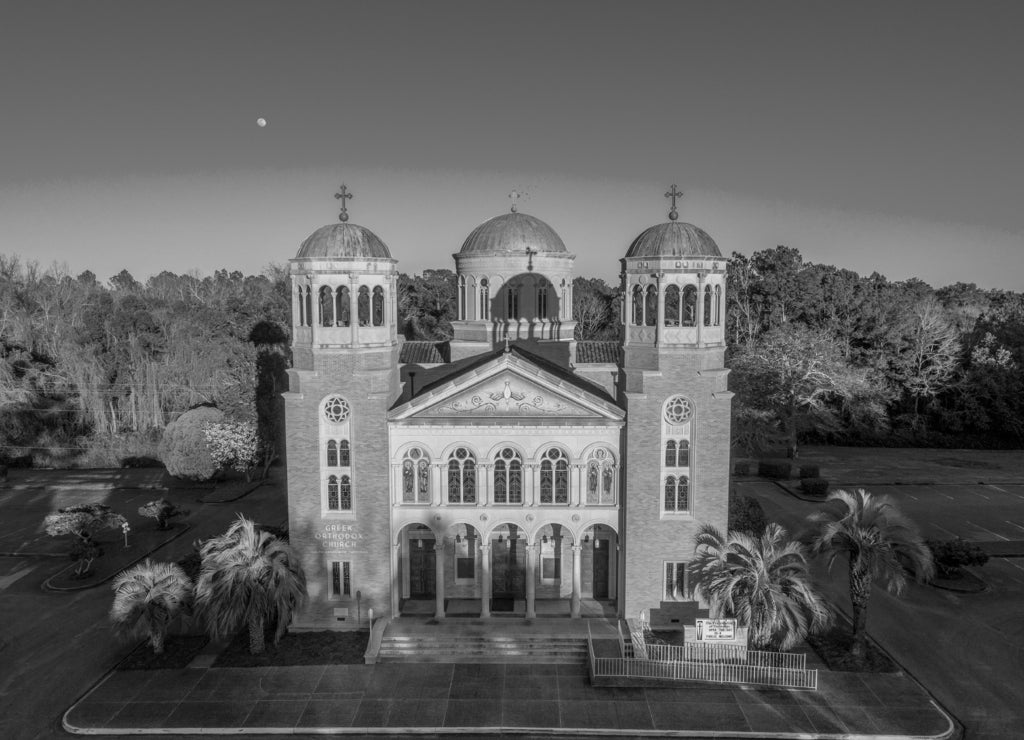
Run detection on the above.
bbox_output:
[296,223,392,260]
[459,212,567,255]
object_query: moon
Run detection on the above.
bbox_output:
[257,117,267,128]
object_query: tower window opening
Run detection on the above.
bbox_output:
[714,284,722,326]
[480,278,490,320]
[683,285,697,326]
[336,286,350,327]
[458,276,467,321]
[704,285,712,327]
[319,286,334,327]
[645,285,657,327]
[632,285,644,325]
[357,286,370,326]
[664,284,680,326]
[304,287,312,328]
[372,286,385,327]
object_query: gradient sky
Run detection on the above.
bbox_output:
[2,1,1022,289]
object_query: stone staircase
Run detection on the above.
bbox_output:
[376,633,589,664]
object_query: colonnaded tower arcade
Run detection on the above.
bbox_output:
[284,185,732,629]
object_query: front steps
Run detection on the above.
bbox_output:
[377,633,588,664]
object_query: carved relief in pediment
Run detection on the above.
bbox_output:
[424,376,592,418]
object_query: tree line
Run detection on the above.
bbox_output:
[2,245,1022,468]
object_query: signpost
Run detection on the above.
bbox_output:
[695,618,737,642]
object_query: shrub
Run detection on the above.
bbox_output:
[801,478,830,497]
[728,494,768,536]
[203,420,259,480]
[927,538,989,577]
[758,460,792,479]
[138,498,190,530]
[158,406,224,480]
[799,464,820,479]
[733,461,751,476]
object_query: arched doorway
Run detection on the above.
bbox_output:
[397,523,437,615]
[489,523,525,613]
[534,523,571,616]
[580,523,619,618]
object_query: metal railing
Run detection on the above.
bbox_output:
[624,618,648,660]
[653,642,807,671]
[589,653,817,690]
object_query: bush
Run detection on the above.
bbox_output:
[158,406,224,480]
[800,477,830,496]
[733,461,751,476]
[728,494,768,536]
[138,498,190,530]
[758,460,792,479]
[799,464,820,479]
[927,538,989,577]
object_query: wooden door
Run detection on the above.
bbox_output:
[409,546,435,598]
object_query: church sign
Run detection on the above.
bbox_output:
[695,618,737,642]
[315,523,366,551]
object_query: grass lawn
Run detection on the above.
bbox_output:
[118,635,209,670]
[214,629,370,667]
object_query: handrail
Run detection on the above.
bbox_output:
[590,654,817,690]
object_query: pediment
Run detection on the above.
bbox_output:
[391,353,623,422]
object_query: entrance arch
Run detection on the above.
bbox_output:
[395,523,439,617]
[579,523,619,618]
[488,523,526,614]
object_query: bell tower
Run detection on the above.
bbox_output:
[284,186,401,629]
[618,186,733,618]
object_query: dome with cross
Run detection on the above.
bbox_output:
[625,221,721,259]
[459,212,567,255]
[295,222,392,260]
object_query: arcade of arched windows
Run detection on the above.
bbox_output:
[294,283,387,328]
[627,280,722,328]
[454,274,570,322]
[390,443,619,507]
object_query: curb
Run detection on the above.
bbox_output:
[197,480,266,505]
[42,523,193,592]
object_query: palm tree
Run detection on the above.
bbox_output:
[807,488,934,659]
[690,522,831,650]
[109,560,193,654]
[194,516,306,655]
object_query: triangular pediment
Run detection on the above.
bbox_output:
[390,352,623,422]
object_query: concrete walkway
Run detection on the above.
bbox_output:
[64,657,955,737]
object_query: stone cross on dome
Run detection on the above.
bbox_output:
[665,184,683,221]
[509,189,526,213]
[335,184,353,222]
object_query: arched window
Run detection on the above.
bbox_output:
[714,284,722,326]
[664,440,676,467]
[372,286,385,327]
[493,447,523,504]
[704,285,712,326]
[401,448,430,504]
[327,475,351,511]
[339,475,352,510]
[665,439,689,467]
[339,440,350,467]
[645,285,657,326]
[664,475,689,512]
[632,285,644,325]
[586,447,617,504]
[304,287,312,328]
[297,286,305,327]
[540,447,569,504]
[336,286,350,327]
[357,286,370,326]
[458,276,467,320]
[664,284,680,326]
[446,447,476,504]
[537,284,548,319]
[683,285,697,326]
[328,475,339,510]
[319,286,334,326]
[507,285,520,319]
[479,278,490,320]
[327,440,338,467]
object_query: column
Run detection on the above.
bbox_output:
[434,540,446,619]
[622,281,631,347]
[391,543,401,617]
[572,464,584,507]
[311,281,321,347]
[655,272,665,347]
[695,272,704,347]
[349,276,359,346]
[525,543,537,619]
[432,463,444,507]
[479,463,490,506]
[528,464,538,507]
[480,543,492,617]
[570,544,582,618]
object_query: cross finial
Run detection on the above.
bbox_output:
[665,184,683,221]
[335,184,353,222]
[509,189,525,213]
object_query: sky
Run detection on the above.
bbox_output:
[1,0,1022,290]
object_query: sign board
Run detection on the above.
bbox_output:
[695,618,737,642]
[333,607,350,621]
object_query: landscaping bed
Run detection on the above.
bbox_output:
[806,627,897,673]
[213,629,370,667]
[118,635,209,670]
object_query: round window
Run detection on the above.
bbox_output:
[664,396,694,425]
[322,396,351,423]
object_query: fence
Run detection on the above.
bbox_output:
[589,637,817,690]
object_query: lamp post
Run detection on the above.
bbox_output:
[121,521,131,549]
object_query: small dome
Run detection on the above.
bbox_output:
[459,212,567,255]
[626,222,721,259]
[296,223,392,260]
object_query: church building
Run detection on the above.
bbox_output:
[283,187,732,628]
